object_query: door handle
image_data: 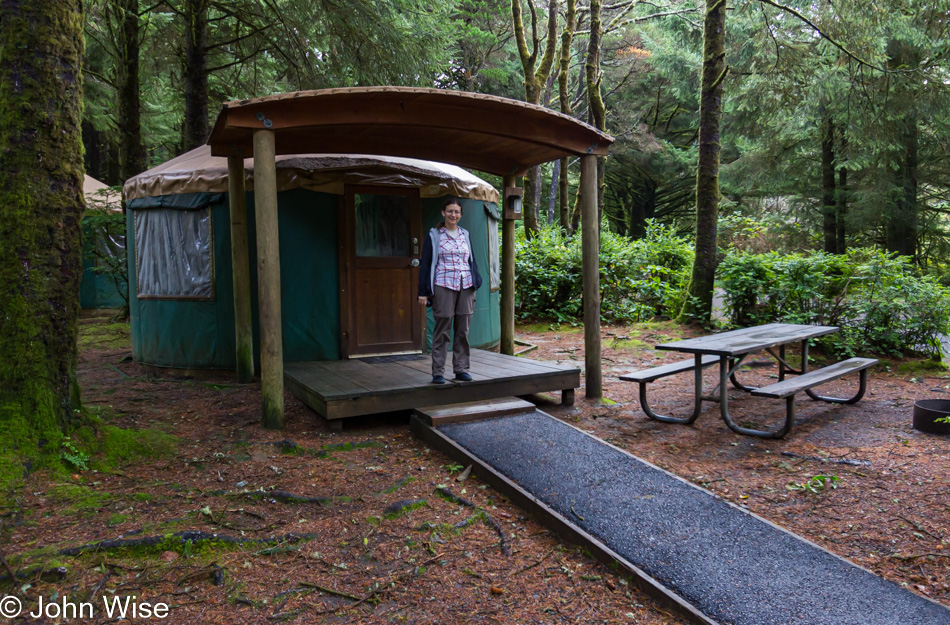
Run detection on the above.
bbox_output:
[410,258,420,268]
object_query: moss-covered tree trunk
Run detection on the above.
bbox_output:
[557,0,576,234]
[183,0,210,150]
[586,0,606,220]
[512,0,558,239]
[678,0,726,324]
[0,0,85,486]
[821,115,837,253]
[116,0,146,180]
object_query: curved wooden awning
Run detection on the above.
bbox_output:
[207,87,613,176]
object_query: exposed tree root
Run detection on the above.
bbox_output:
[435,487,510,555]
[780,451,870,466]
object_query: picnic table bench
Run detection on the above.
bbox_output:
[620,323,877,438]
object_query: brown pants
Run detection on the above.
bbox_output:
[431,285,475,376]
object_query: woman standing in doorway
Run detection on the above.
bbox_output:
[418,198,483,384]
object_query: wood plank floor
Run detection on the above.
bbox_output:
[285,349,579,421]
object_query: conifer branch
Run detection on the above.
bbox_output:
[755,0,891,73]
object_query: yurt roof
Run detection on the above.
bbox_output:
[124,145,499,204]
[207,87,613,176]
[84,175,122,212]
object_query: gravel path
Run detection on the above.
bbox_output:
[440,412,950,625]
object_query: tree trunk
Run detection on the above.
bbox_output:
[512,0,559,239]
[587,0,606,216]
[886,114,918,259]
[558,158,571,233]
[821,115,837,253]
[884,39,919,260]
[83,119,105,181]
[548,159,560,224]
[836,161,847,254]
[0,0,85,479]
[678,0,726,324]
[116,0,146,180]
[557,0,576,234]
[523,166,540,237]
[183,0,210,150]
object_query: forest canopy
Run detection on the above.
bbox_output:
[82,0,949,272]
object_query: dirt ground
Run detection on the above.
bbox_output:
[2,316,947,624]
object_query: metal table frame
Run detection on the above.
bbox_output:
[651,323,867,438]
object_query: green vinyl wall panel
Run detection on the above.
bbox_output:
[128,190,499,370]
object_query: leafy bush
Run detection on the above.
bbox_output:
[718,249,950,358]
[514,221,692,323]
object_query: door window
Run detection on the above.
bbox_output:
[355,193,410,257]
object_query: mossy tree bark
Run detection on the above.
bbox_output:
[512,0,558,238]
[115,0,146,180]
[557,0,577,234]
[0,0,85,482]
[182,0,210,150]
[678,0,726,324]
[586,0,606,220]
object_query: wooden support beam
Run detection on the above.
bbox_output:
[581,155,602,398]
[253,130,284,429]
[500,174,517,355]
[227,155,254,383]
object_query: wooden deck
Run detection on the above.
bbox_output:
[284,349,579,426]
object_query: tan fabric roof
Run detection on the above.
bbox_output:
[84,175,122,212]
[208,87,613,176]
[123,145,499,203]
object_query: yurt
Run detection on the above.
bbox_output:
[81,175,126,310]
[122,146,501,371]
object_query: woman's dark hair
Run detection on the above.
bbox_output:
[437,197,463,228]
[442,197,463,213]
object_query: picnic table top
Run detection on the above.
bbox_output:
[656,323,839,357]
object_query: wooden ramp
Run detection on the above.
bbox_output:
[284,349,578,428]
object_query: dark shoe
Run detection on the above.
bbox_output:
[431,375,446,384]
[454,372,473,382]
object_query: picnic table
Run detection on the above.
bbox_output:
[620,323,877,438]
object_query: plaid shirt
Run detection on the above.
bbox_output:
[434,227,473,290]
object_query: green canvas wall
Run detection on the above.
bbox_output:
[128,189,499,370]
[79,220,127,310]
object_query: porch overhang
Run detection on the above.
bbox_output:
[207,87,613,176]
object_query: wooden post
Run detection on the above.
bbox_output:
[227,155,254,383]
[581,154,602,398]
[500,174,517,355]
[253,130,284,429]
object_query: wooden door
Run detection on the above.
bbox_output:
[343,186,422,357]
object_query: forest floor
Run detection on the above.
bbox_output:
[2,315,947,624]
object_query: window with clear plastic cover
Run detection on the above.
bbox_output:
[135,208,213,298]
[355,193,410,257]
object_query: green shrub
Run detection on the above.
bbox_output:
[717,249,950,358]
[514,221,692,323]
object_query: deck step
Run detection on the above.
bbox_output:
[751,358,878,398]
[619,354,719,383]
[414,397,535,426]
